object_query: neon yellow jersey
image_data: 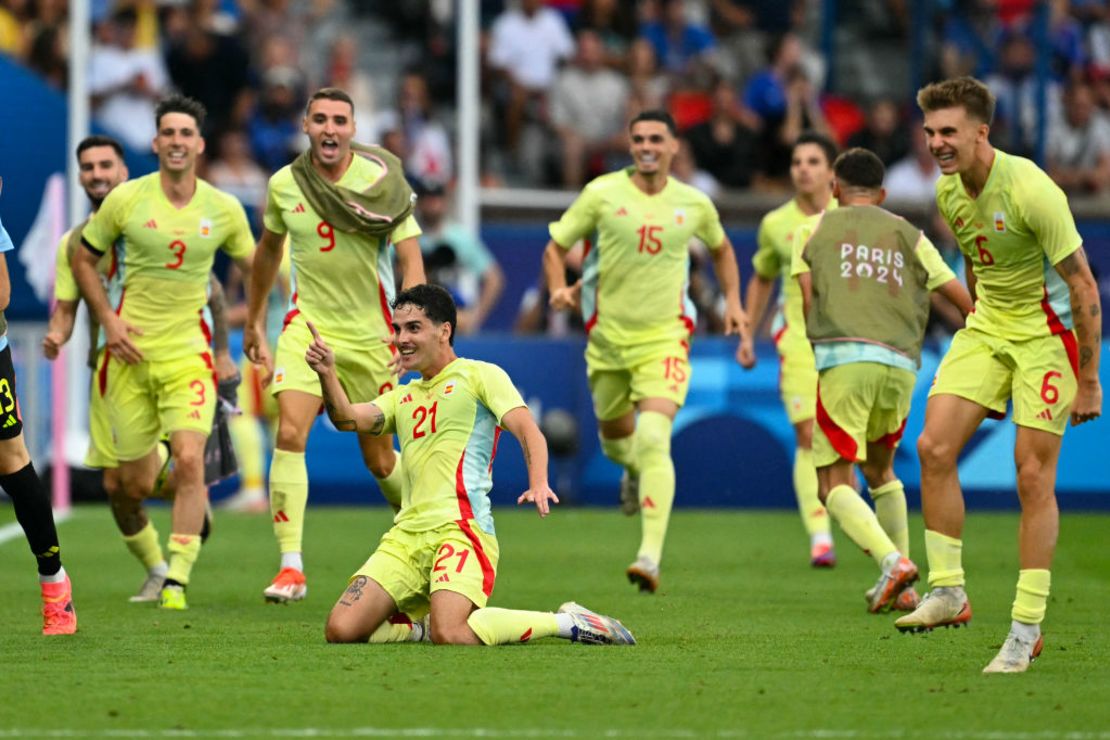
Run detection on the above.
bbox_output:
[263,158,422,343]
[549,168,726,347]
[752,198,836,337]
[82,173,254,360]
[375,358,526,536]
[936,149,1081,340]
[55,227,119,303]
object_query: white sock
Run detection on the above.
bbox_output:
[811,532,833,548]
[39,566,66,584]
[880,551,901,576]
[1011,620,1040,641]
[554,613,575,639]
[150,561,169,577]
[281,552,304,572]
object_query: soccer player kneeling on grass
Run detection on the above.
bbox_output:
[791,148,973,615]
[308,284,635,646]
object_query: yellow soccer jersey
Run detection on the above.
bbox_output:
[55,227,119,302]
[752,198,836,338]
[549,168,726,347]
[936,149,1081,341]
[82,173,254,361]
[264,156,422,343]
[375,358,526,536]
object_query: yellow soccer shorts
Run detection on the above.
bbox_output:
[929,327,1078,436]
[586,335,692,421]
[813,362,917,467]
[353,519,500,617]
[100,351,216,462]
[774,323,818,424]
[272,315,397,403]
[85,355,117,468]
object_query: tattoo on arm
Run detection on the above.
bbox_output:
[1093,304,1101,318]
[1058,247,1088,277]
[1081,346,1094,368]
[369,407,385,435]
[338,575,367,606]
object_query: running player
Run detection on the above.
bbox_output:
[895,77,1102,674]
[0,178,76,634]
[74,95,255,610]
[544,109,749,593]
[313,284,634,646]
[737,131,839,568]
[791,147,972,613]
[244,87,425,604]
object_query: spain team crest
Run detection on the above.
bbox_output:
[442,380,457,397]
[674,208,686,226]
[199,218,213,237]
[993,211,1006,232]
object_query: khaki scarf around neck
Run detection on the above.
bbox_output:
[290,143,415,237]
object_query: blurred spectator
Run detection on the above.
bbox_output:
[415,181,506,335]
[576,0,638,67]
[626,38,670,110]
[26,23,66,88]
[374,71,453,186]
[685,80,759,188]
[165,7,251,136]
[488,0,575,151]
[640,0,718,78]
[709,0,798,83]
[247,66,303,173]
[88,8,168,151]
[207,129,268,214]
[742,31,800,124]
[884,125,941,204]
[550,29,630,187]
[846,98,909,167]
[0,1,25,57]
[672,137,720,199]
[323,33,376,128]
[986,31,1062,158]
[515,242,584,336]
[1047,80,1110,194]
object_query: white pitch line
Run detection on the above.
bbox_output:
[1,730,1109,739]
[0,508,73,546]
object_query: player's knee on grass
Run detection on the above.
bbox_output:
[428,619,479,646]
[325,609,374,643]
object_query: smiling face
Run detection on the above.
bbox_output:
[304,97,355,170]
[628,120,678,178]
[922,105,988,176]
[392,303,453,376]
[153,111,204,176]
[78,145,127,208]
[790,142,833,200]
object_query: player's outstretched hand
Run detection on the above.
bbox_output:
[735,336,757,369]
[42,330,65,360]
[105,315,144,364]
[382,332,403,377]
[305,321,335,374]
[517,484,559,518]
[723,304,749,337]
[1071,379,1102,426]
[243,322,268,364]
[549,284,580,312]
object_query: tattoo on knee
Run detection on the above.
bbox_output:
[339,575,368,607]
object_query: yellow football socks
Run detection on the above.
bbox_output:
[600,434,636,472]
[825,484,897,566]
[1012,569,1051,624]
[467,607,559,645]
[374,450,405,512]
[367,615,421,643]
[634,411,674,564]
[165,533,201,585]
[122,521,165,571]
[794,447,828,537]
[869,479,909,556]
[270,449,308,554]
[228,412,265,493]
[924,529,965,588]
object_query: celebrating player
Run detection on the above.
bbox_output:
[543,109,749,593]
[74,95,255,610]
[791,148,973,613]
[737,132,839,568]
[311,284,634,646]
[895,77,1102,674]
[0,179,76,634]
[244,87,426,604]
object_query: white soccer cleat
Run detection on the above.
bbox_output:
[867,557,918,614]
[619,471,640,516]
[129,572,166,603]
[557,601,636,645]
[264,567,307,603]
[983,631,1044,674]
[626,555,660,593]
[894,586,972,632]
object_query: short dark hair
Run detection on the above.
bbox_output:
[76,135,124,161]
[306,87,354,117]
[393,284,457,346]
[154,94,206,131]
[629,109,677,137]
[833,147,885,190]
[793,130,838,167]
[916,76,995,125]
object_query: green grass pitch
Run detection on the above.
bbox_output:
[2,503,1109,738]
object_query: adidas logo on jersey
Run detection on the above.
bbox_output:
[615,207,628,217]
[188,410,201,420]
[399,393,414,405]
[435,573,450,583]
[274,510,289,523]
[143,219,157,229]
[2,415,16,428]
[1036,408,1054,421]
[292,203,306,213]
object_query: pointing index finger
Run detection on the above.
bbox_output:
[307,321,321,341]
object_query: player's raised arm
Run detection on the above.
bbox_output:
[244,227,283,366]
[543,239,579,311]
[72,238,143,364]
[501,406,559,517]
[394,236,426,290]
[305,321,386,434]
[1055,247,1102,425]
